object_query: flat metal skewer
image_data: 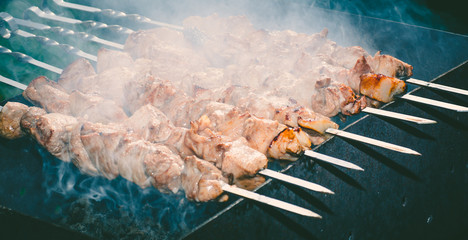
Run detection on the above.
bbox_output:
[221,182,322,218]
[52,0,184,30]
[259,169,334,194]
[362,107,437,124]
[304,150,364,171]
[325,128,421,155]
[4,15,124,50]
[400,94,468,112]
[0,75,27,90]
[407,78,468,96]
[0,45,63,74]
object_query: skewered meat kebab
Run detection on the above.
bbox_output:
[124,16,411,116]
[48,50,327,160]
[0,101,323,217]
[3,12,426,158]
[24,73,313,162]
[0,25,422,157]
[1,13,443,120]
[15,6,466,106]
[53,46,419,157]
[20,74,335,193]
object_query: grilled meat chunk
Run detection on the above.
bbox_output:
[143,143,184,193]
[367,51,413,78]
[182,155,227,202]
[221,137,268,179]
[0,102,29,139]
[97,48,135,73]
[58,58,96,92]
[199,106,312,161]
[187,117,268,178]
[312,78,367,117]
[123,104,174,143]
[360,73,407,103]
[69,122,99,176]
[20,106,47,136]
[69,91,128,124]
[80,122,124,179]
[23,76,71,115]
[31,113,78,162]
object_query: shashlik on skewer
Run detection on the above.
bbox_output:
[11,6,467,103]
[19,74,336,192]
[0,100,324,218]
[0,102,318,206]
[2,11,427,159]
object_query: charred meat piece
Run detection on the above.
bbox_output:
[273,105,339,135]
[334,55,373,92]
[23,76,71,115]
[367,51,413,78]
[182,155,228,202]
[360,73,407,103]
[31,113,78,162]
[20,106,47,137]
[312,78,367,117]
[187,117,268,179]
[0,102,29,139]
[199,106,312,161]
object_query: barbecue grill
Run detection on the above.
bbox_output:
[1,1,467,239]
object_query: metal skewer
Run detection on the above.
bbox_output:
[259,169,334,194]
[399,94,468,112]
[0,24,97,62]
[0,13,124,50]
[325,128,421,155]
[304,150,364,171]
[362,107,437,124]
[0,45,63,74]
[51,0,184,30]
[0,74,27,90]
[25,6,134,35]
[407,78,468,96]
[221,182,321,218]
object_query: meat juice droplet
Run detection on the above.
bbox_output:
[427,215,433,224]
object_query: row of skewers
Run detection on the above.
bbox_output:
[1,2,468,219]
